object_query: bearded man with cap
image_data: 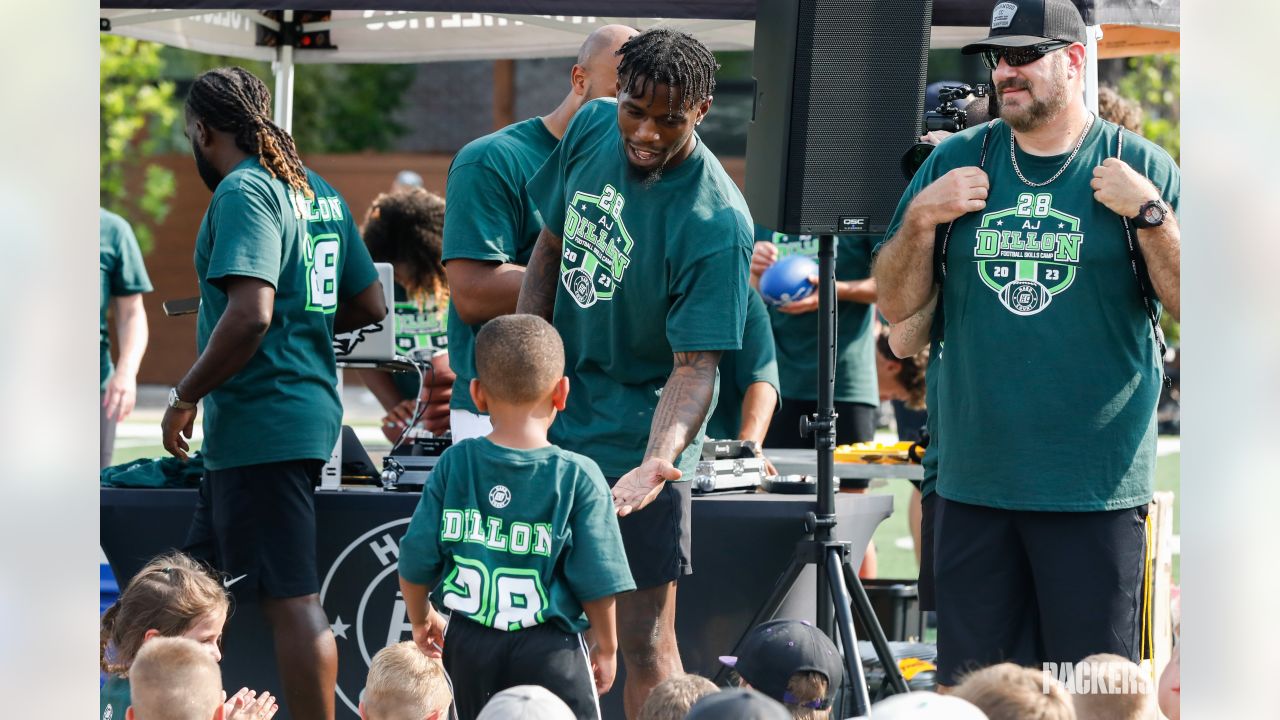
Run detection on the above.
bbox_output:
[873,0,1180,689]
[719,619,844,719]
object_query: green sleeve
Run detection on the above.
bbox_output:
[443,163,524,262]
[109,219,153,296]
[666,241,751,353]
[735,293,780,393]
[339,211,378,299]
[398,452,449,586]
[205,181,284,289]
[563,459,636,601]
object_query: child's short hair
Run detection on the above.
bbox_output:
[783,672,831,720]
[474,314,565,404]
[1070,653,1155,720]
[952,663,1076,720]
[637,673,718,720]
[363,641,452,720]
[127,637,222,720]
[100,552,230,675]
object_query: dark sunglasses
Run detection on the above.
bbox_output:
[980,41,1071,71]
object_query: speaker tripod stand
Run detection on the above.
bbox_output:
[716,235,910,717]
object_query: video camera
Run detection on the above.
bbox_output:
[902,83,992,180]
[924,83,991,133]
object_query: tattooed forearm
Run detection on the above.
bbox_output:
[516,227,564,321]
[888,290,937,358]
[644,350,722,463]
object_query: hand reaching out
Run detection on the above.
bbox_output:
[612,457,682,516]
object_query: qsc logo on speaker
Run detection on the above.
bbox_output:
[320,518,414,717]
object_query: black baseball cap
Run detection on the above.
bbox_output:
[685,689,791,720]
[961,0,1087,54]
[719,620,844,709]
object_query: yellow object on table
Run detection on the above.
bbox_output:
[833,441,917,464]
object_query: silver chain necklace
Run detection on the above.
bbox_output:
[1009,113,1095,187]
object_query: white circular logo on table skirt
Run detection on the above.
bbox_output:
[320,518,412,718]
[489,485,512,509]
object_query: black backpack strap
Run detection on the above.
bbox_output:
[936,120,999,284]
[1114,126,1172,388]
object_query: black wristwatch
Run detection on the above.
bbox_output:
[1132,199,1167,229]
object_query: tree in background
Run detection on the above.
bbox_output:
[1116,54,1180,164]
[100,35,179,254]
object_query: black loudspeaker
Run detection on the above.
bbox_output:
[745,0,933,235]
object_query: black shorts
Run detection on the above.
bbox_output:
[917,491,938,612]
[443,614,598,720]
[765,399,878,449]
[933,497,1148,686]
[606,477,691,590]
[183,459,324,601]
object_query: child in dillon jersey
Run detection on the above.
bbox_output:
[398,314,635,720]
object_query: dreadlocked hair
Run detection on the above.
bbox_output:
[100,552,229,676]
[362,188,449,310]
[616,27,719,118]
[186,66,312,197]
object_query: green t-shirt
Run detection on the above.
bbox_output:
[194,157,378,470]
[756,229,879,405]
[100,674,129,720]
[398,437,635,634]
[706,291,780,441]
[882,119,1180,511]
[100,208,153,389]
[443,117,559,414]
[389,283,449,400]
[527,98,754,478]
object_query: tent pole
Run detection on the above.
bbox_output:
[273,9,295,132]
[1085,24,1100,113]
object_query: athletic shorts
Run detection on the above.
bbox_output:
[918,491,938,612]
[933,497,1148,686]
[606,476,692,590]
[443,614,599,720]
[183,459,324,601]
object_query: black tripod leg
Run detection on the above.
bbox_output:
[826,547,872,717]
[712,553,807,686]
[841,557,911,695]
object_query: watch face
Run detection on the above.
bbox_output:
[1140,202,1164,226]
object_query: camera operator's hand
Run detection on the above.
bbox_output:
[750,241,778,290]
[1091,158,1161,218]
[907,166,989,228]
[920,130,954,146]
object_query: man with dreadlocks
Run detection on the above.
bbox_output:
[443,24,637,442]
[162,66,386,720]
[518,28,753,715]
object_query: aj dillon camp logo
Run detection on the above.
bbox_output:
[560,184,634,308]
[972,192,1085,316]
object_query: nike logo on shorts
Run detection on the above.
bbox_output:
[223,573,248,588]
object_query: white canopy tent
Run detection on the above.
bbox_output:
[101,2,1179,131]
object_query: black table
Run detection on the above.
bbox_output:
[102,487,891,720]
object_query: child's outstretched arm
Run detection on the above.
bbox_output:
[582,595,619,695]
[399,577,446,658]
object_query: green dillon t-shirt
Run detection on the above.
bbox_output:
[527,98,754,478]
[100,674,129,720]
[390,283,449,400]
[194,157,378,471]
[756,229,879,406]
[443,117,559,414]
[100,208,153,389]
[882,119,1180,511]
[398,437,635,634]
[706,291,780,441]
